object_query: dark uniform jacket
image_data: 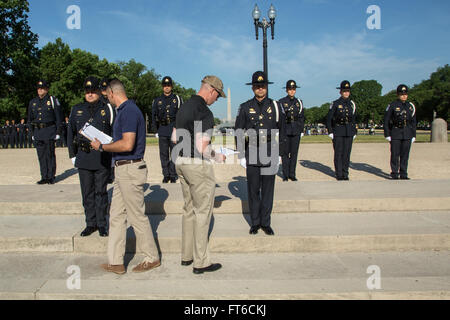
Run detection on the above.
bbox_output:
[67,100,115,170]
[278,96,305,136]
[151,93,182,137]
[327,97,357,137]
[27,94,62,140]
[384,100,416,140]
[235,97,287,167]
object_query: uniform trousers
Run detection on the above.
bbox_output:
[332,136,353,179]
[1,135,6,148]
[78,167,110,228]
[9,134,17,148]
[18,133,25,148]
[35,139,56,180]
[159,136,177,178]
[281,135,301,178]
[390,139,412,178]
[176,157,216,269]
[107,160,159,265]
[246,165,276,228]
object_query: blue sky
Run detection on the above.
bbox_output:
[28,0,450,120]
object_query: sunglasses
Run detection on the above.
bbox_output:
[85,90,98,94]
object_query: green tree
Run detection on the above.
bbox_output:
[350,80,383,125]
[0,0,39,120]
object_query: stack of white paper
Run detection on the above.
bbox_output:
[79,123,113,144]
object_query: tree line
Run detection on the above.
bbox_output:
[1,1,449,127]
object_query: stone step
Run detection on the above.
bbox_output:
[0,251,449,300]
[1,180,450,215]
[1,212,449,254]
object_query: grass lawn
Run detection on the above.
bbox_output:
[146,132,449,145]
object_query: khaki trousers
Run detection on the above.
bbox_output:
[107,160,159,265]
[176,157,216,268]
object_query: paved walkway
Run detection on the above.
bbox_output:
[0,143,449,184]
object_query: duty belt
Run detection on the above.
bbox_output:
[32,122,55,129]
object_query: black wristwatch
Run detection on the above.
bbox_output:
[99,144,103,152]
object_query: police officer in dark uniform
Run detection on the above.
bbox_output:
[100,78,116,184]
[327,80,357,181]
[279,80,305,181]
[60,117,69,147]
[384,85,417,180]
[235,71,287,236]
[0,121,7,148]
[10,120,18,148]
[151,76,183,183]
[26,122,33,148]
[67,77,115,237]
[18,119,26,148]
[28,80,62,184]
[2,120,11,148]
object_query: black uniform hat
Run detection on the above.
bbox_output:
[284,80,300,89]
[162,76,173,86]
[83,76,100,91]
[397,84,408,94]
[100,78,109,91]
[36,80,49,89]
[246,71,273,85]
[337,80,351,90]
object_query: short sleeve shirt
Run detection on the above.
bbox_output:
[112,100,146,161]
[175,95,214,158]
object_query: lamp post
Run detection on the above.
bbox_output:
[252,4,276,93]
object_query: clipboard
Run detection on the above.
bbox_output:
[79,122,113,144]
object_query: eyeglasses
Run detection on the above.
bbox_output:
[85,90,98,94]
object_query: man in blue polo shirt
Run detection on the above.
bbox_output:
[91,79,160,275]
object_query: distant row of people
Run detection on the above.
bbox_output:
[0,118,69,149]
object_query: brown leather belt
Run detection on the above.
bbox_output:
[115,159,143,167]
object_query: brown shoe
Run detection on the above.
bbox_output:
[100,263,126,275]
[132,260,161,273]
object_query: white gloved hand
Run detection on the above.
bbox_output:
[328,134,334,139]
[412,137,416,143]
[71,157,76,165]
[55,135,60,140]
[155,133,159,139]
[386,137,392,142]
[301,133,304,137]
[239,157,247,169]
[353,135,356,140]
[32,136,35,141]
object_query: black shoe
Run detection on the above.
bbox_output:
[170,177,177,183]
[181,260,193,266]
[80,226,98,237]
[249,225,260,235]
[400,176,410,180]
[289,177,298,181]
[37,179,48,185]
[162,177,170,183]
[47,178,55,184]
[343,177,349,181]
[261,226,275,236]
[193,263,222,274]
[98,227,108,237]
[336,177,344,181]
[391,175,399,180]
